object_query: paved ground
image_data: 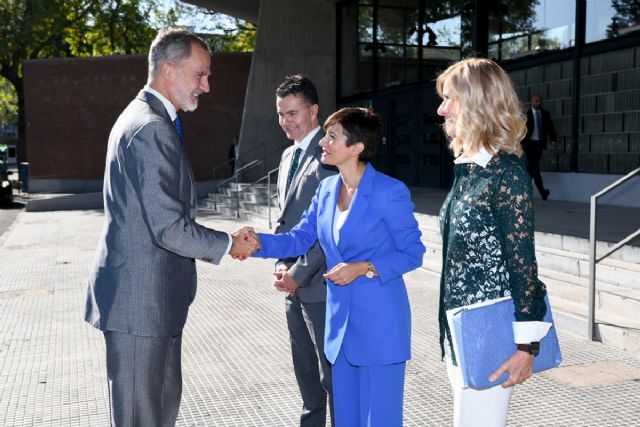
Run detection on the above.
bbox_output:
[0,199,24,240]
[0,209,639,426]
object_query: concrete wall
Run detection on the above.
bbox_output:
[23,52,251,193]
[541,171,640,208]
[509,61,574,172]
[578,46,640,174]
[238,0,336,180]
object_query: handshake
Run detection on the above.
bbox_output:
[229,226,261,260]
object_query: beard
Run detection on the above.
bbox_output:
[180,93,199,112]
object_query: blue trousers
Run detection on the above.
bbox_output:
[332,349,406,427]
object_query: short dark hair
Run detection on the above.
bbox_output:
[148,28,210,82]
[324,107,382,163]
[275,74,319,106]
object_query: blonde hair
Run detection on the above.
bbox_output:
[436,57,526,158]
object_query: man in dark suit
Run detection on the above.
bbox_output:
[273,75,337,426]
[523,94,556,200]
[85,29,257,426]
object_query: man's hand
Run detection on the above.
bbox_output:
[489,349,534,388]
[323,262,367,286]
[273,265,299,296]
[230,226,260,260]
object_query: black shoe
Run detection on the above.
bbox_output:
[541,189,550,201]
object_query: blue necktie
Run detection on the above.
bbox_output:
[174,116,184,145]
[286,147,303,194]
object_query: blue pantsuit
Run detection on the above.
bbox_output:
[255,163,425,426]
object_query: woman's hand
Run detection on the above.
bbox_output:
[489,350,534,388]
[323,262,367,286]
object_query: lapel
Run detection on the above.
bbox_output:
[138,90,172,124]
[138,89,197,217]
[282,130,324,209]
[336,163,375,255]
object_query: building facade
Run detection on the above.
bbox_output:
[194,0,640,205]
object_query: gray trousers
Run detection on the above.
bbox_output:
[286,296,334,427]
[104,331,183,427]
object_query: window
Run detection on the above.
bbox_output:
[489,0,575,60]
[586,0,640,43]
[339,0,461,96]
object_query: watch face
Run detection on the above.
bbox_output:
[365,271,374,279]
[531,342,540,355]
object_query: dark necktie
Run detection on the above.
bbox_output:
[286,147,303,193]
[174,116,184,145]
[535,110,542,140]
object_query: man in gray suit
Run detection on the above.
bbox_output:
[85,29,258,426]
[273,75,337,426]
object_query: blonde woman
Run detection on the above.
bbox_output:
[436,57,551,426]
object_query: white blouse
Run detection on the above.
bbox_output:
[332,203,351,245]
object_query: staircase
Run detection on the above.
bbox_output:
[415,213,640,353]
[202,184,640,353]
[203,181,280,227]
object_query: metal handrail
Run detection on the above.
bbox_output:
[211,159,262,211]
[228,167,279,225]
[209,142,287,219]
[588,166,640,341]
[266,167,279,229]
[211,165,279,224]
[212,141,270,186]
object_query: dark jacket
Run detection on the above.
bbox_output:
[524,108,557,150]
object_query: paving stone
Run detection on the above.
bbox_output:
[0,210,638,426]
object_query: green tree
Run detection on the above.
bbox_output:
[0,0,253,163]
[167,1,256,53]
[0,77,18,130]
[0,0,174,162]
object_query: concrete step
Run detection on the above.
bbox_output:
[415,213,640,265]
[549,297,640,353]
[536,245,640,290]
[541,269,640,321]
[415,214,639,290]
[407,266,640,353]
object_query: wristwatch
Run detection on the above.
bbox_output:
[365,262,375,279]
[517,342,540,357]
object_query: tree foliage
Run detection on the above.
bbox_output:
[0,77,17,127]
[0,0,255,161]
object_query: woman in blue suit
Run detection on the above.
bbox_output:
[249,107,425,426]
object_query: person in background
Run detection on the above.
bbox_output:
[522,94,557,200]
[240,107,425,426]
[436,58,551,427]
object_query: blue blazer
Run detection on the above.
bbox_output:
[256,163,425,366]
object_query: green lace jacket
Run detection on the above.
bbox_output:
[438,153,547,359]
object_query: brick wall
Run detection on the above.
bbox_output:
[23,52,251,187]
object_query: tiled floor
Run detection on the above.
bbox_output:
[0,210,638,426]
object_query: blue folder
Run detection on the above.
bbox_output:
[448,295,562,390]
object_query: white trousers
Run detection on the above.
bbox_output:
[445,348,513,427]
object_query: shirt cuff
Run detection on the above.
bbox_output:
[512,321,552,344]
[224,232,233,255]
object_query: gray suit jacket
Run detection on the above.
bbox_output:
[276,130,337,303]
[85,90,230,337]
